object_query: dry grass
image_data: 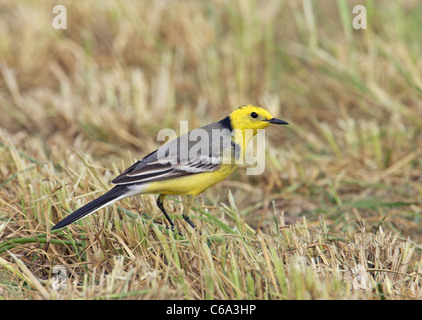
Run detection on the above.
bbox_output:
[1,0,422,299]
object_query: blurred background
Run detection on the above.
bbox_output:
[1,0,421,240]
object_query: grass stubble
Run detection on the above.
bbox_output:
[0,0,422,299]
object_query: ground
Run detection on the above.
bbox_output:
[0,0,421,299]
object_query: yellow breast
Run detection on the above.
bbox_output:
[143,164,237,196]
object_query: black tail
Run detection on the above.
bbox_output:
[51,186,129,230]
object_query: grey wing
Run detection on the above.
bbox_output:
[111,153,222,185]
[111,132,224,185]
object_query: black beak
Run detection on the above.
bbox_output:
[267,118,289,125]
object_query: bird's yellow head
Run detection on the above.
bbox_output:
[229,105,288,131]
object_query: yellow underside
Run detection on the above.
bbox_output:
[143,164,237,196]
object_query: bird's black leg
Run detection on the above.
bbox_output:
[156,194,175,231]
[182,195,198,231]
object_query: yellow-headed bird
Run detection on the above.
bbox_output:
[51,105,288,231]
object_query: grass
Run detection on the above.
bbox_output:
[1,0,422,299]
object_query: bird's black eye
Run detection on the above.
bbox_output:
[250,112,258,118]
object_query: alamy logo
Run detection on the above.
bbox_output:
[155,122,267,175]
[352,5,367,30]
[51,265,67,290]
[52,5,67,30]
